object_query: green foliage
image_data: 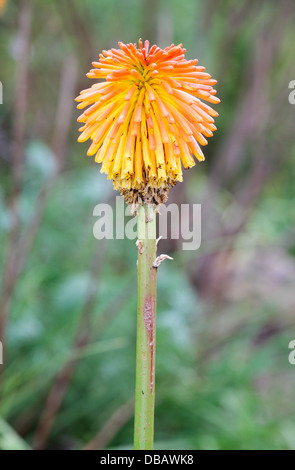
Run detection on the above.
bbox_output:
[0,0,295,451]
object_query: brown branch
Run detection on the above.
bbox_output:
[83,398,134,450]
[56,0,96,63]
[142,0,159,43]
[0,48,77,347]
[32,192,130,449]
[11,0,33,202]
[32,242,105,450]
[0,0,33,345]
[52,54,78,170]
[14,274,133,439]
[191,13,290,300]
[32,270,135,449]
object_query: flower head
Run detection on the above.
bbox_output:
[76,39,219,205]
[0,0,7,16]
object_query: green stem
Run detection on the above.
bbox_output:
[134,203,157,450]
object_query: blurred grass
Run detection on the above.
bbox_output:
[0,417,31,450]
[0,0,295,450]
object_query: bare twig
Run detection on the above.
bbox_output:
[83,398,134,450]
[192,10,292,299]
[33,242,105,450]
[0,47,78,347]
[11,0,33,203]
[14,274,134,438]
[33,205,134,449]
[0,0,33,344]
[52,54,78,170]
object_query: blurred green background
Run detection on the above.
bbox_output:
[1,0,295,450]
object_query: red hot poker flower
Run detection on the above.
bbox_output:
[76,39,220,206]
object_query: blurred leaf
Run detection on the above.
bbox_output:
[0,417,31,450]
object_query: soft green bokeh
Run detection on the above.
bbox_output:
[0,0,295,450]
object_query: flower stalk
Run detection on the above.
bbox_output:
[134,204,157,450]
[76,39,220,451]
